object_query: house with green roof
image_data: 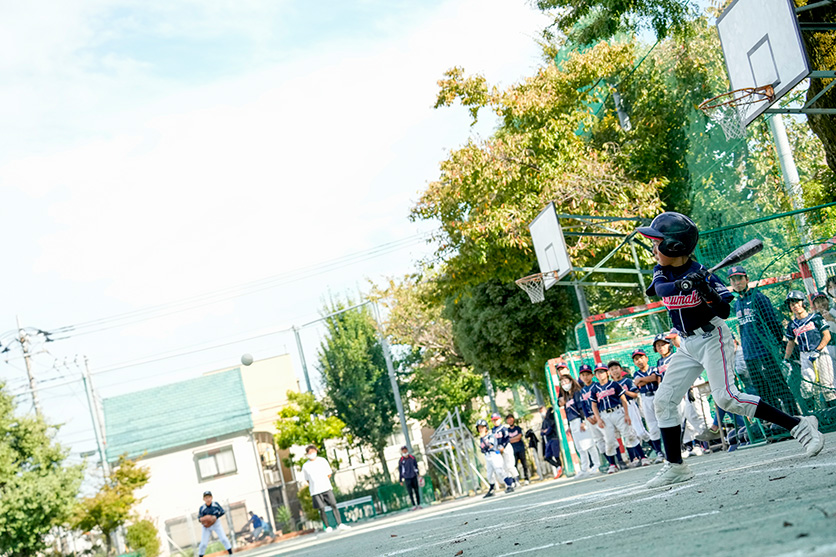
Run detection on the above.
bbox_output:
[103,368,272,555]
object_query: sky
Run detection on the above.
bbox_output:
[0,0,550,473]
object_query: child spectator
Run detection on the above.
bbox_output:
[591,363,647,472]
[539,406,564,479]
[476,419,515,496]
[491,412,519,486]
[505,414,531,485]
[558,370,599,477]
[578,364,607,471]
[812,292,836,361]
[784,291,835,405]
[632,348,665,463]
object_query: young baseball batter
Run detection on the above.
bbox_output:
[632,348,665,462]
[477,419,515,496]
[591,363,645,473]
[558,369,599,477]
[197,491,233,557]
[784,291,835,404]
[638,212,824,488]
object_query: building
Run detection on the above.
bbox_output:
[103,368,272,556]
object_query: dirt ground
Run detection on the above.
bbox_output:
[249,432,836,557]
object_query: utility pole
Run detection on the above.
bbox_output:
[16,316,41,417]
[81,357,110,478]
[292,326,313,393]
[373,303,413,454]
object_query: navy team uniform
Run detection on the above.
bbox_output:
[581,379,607,458]
[590,378,640,469]
[492,420,520,482]
[619,375,650,443]
[633,352,664,458]
[479,430,513,493]
[562,389,598,475]
[197,498,232,556]
[639,212,821,488]
[505,422,530,481]
[786,312,835,402]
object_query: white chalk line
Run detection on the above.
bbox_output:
[495,510,721,556]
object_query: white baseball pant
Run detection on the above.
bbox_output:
[569,418,599,473]
[590,419,606,454]
[655,318,760,428]
[680,397,706,443]
[626,400,650,441]
[639,393,661,441]
[598,407,638,456]
[199,519,231,555]
[484,452,508,486]
[501,447,519,479]
[801,351,836,401]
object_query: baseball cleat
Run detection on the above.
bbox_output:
[640,457,651,466]
[791,415,824,457]
[645,461,694,488]
[553,466,563,479]
[505,486,515,494]
[606,465,618,474]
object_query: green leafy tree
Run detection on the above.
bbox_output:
[273,391,345,467]
[125,518,161,557]
[317,300,398,483]
[370,275,483,427]
[72,455,150,555]
[0,384,83,557]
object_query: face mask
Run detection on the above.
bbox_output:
[307,453,317,460]
[540,411,546,418]
[561,381,571,390]
[401,452,408,456]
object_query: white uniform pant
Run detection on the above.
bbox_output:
[801,351,836,401]
[626,400,649,441]
[640,393,660,441]
[656,318,760,428]
[680,397,705,443]
[484,451,508,486]
[598,407,638,456]
[590,418,606,455]
[199,520,231,554]
[501,447,519,479]
[569,418,599,472]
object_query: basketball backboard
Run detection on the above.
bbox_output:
[529,202,571,289]
[716,0,810,126]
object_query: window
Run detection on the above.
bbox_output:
[195,446,237,481]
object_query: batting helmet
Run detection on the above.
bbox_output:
[785,290,807,308]
[811,292,828,303]
[475,419,488,429]
[637,212,699,257]
[652,333,671,352]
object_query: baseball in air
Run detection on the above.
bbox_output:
[241,353,254,366]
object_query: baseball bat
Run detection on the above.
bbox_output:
[678,239,763,291]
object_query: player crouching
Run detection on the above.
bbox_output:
[637,212,824,489]
[476,419,515,497]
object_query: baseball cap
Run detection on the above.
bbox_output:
[631,348,646,358]
[491,412,502,420]
[203,491,212,497]
[578,364,593,374]
[606,360,621,368]
[594,363,608,373]
[727,266,747,278]
[811,292,828,302]
[554,361,568,371]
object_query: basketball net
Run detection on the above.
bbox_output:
[515,272,551,303]
[698,85,774,141]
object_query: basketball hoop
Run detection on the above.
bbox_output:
[516,272,552,303]
[698,85,774,140]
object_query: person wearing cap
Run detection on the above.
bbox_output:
[505,413,531,484]
[591,363,642,472]
[632,348,665,462]
[558,370,599,477]
[728,266,798,414]
[301,445,349,532]
[398,445,421,510]
[608,360,651,451]
[197,491,233,557]
[578,363,607,471]
[539,405,563,479]
[477,419,515,496]
[491,412,519,486]
[784,291,835,405]
[811,292,836,361]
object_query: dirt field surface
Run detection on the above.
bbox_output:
[249,432,836,557]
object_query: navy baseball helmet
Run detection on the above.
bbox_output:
[652,333,671,352]
[578,364,593,374]
[637,212,699,257]
[811,292,828,303]
[727,266,747,278]
[475,419,488,429]
[631,348,646,358]
[785,290,808,308]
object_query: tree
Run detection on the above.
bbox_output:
[444,279,576,390]
[370,275,483,427]
[273,391,346,466]
[0,383,83,557]
[72,455,150,555]
[536,0,836,175]
[125,518,161,557]
[317,300,398,482]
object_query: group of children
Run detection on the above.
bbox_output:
[475,412,535,497]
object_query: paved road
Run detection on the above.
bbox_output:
[255,433,836,557]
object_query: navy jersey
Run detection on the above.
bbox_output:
[786,313,830,352]
[633,368,658,395]
[506,424,524,449]
[647,260,733,333]
[580,383,597,418]
[479,433,501,454]
[618,377,639,397]
[563,390,584,422]
[591,380,625,411]
[198,501,225,519]
[734,289,783,359]
[654,353,674,383]
[491,424,510,447]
